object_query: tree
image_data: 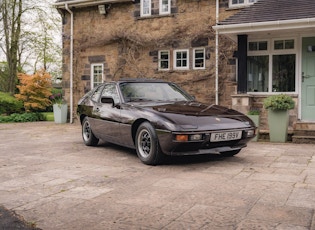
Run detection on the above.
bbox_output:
[0,0,62,94]
[15,69,52,112]
[0,0,22,94]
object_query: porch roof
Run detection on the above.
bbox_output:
[214,0,315,40]
[53,0,133,8]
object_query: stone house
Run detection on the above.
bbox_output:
[54,0,315,142]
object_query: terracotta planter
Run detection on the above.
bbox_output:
[267,109,289,143]
[53,104,68,123]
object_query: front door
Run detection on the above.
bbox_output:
[301,37,315,121]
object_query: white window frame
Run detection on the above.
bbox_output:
[158,50,170,70]
[229,0,257,8]
[159,0,171,15]
[247,38,298,94]
[91,63,104,89]
[141,0,151,17]
[173,49,189,70]
[193,48,205,70]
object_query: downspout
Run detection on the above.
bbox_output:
[215,0,219,105]
[65,4,74,123]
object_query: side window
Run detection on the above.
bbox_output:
[91,85,104,102]
[141,0,151,16]
[158,50,170,70]
[193,48,205,69]
[174,49,189,70]
[91,64,104,89]
[159,0,170,15]
[102,84,120,103]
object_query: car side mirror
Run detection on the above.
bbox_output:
[101,96,115,106]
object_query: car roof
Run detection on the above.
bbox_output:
[113,78,168,84]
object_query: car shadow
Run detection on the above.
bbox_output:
[96,141,239,166]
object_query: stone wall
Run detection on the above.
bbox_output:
[60,0,239,120]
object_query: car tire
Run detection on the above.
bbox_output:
[220,149,241,157]
[82,117,99,146]
[135,122,164,165]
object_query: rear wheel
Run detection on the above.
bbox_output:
[220,149,241,157]
[135,122,164,165]
[82,117,99,146]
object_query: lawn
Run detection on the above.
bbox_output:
[42,112,54,121]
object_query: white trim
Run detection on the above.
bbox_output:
[213,18,315,41]
[173,49,189,70]
[193,48,205,70]
[159,0,171,15]
[53,0,133,8]
[228,0,256,9]
[140,0,151,17]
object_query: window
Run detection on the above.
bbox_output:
[174,49,189,70]
[91,64,104,89]
[247,39,296,93]
[141,0,151,16]
[158,51,170,70]
[247,56,269,92]
[91,85,104,102]
[159,0,170,14]
[102,84,120,103]
[249,41,268,51]
[229,0,257,8]
[193,48,205,69]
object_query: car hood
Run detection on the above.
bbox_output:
[133,101,253,131]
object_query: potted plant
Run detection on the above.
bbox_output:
[263,94,295,142]
[49,92,67,123]
[247,109,260,142]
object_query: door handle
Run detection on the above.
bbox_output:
[302,72,312,82]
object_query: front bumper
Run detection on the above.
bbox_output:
[157,129,254,156]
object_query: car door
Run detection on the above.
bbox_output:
[92,83,122,144]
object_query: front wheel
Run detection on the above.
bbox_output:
[82,117,99,146]
[135,122,164,165]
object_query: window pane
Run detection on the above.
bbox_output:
[93,65,103,88]
[247,56,269,92]
[194,49,205,68]
[258,41,267,50]
[249,42,258,51]
[161,0,169,13]
[272,54,295,92]
[159,51,169,69]
[175,51,188,68]
[285,39,294,49]
[274,40,284,50]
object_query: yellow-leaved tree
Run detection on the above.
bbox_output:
[15,69,52,112]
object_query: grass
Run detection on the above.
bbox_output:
[41,112,54,121]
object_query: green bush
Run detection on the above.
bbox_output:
[0,112,45,123]
[263,94,295,111]
[0,92,24,115]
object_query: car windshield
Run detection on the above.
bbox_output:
[119,82,193,102]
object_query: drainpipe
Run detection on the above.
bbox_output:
[215,0,219,105]
[65,4,74,123]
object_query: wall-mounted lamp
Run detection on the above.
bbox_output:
[98,5,106,15]
[308,45,315,52]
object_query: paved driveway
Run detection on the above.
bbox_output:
[0,122,315,229]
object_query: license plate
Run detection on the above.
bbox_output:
[210,131,242,142]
